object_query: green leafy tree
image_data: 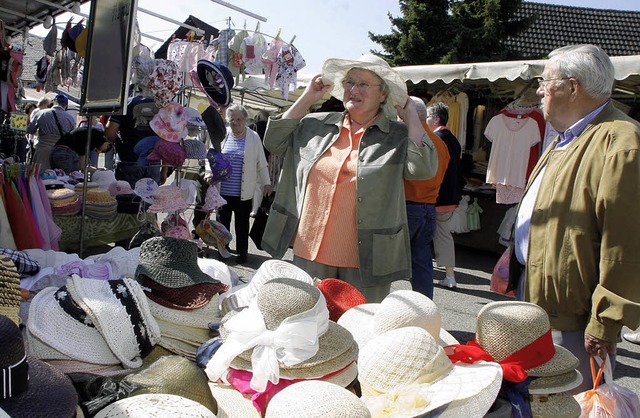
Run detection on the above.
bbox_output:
[370,0,533,65]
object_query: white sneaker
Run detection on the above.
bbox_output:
[438,276,457,289]
[623,332,640,345]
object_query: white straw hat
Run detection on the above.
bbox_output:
[321,53,408,119]
[94,394,215,418]
[337,290,458,349]
[265,380,370,418]
[27,286,120,365]
[359,327,502,417]
[221,260,313,314]
[529,391,582,418]
[208,383,260,418]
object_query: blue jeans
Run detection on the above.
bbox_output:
[406,202,437,299]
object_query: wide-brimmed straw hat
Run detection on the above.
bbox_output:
[221,259,313,314]
[0,315,79,418]
[315,278,367,322]
[337,289,458,349]
[94,393,215,418]
[0,256,21,325]
[529,391,582,418]
[66,277,161,369]
[208,383,261,418]
[207,278,357,393]
[358,326,503,418]
[265,380,371,418]
[135,236,220,288]
[321,53,408,119]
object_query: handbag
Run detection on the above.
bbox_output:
[249,194,273,250]
[489,246,515,297]
[574,355,640,418]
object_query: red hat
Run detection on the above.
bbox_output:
[316,278,367,322]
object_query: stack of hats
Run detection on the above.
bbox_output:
[83,188,118,219]
[446,301,583,418]
[337,289,459,350]
[205,278,359,416]
[47,187,81,216]
[0,315,79,418]
[25,277,161,373]
[74,181,100,199]
[0,255,22,325]
[135,237,228,359]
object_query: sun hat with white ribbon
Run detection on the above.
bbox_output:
[321,53,408,119]
[220,259,313,314]
[94,394,215,418]
[337,289,458,349]
[66,277,161,369]
[206,278,357,393]
[359,326,503,418]
[264,380,371,418]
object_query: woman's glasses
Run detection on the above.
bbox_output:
[342,79,381,92]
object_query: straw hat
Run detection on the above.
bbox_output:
[150,102,188,143]
[208,383,261,418]
[337,290,458,349]
[529,392,582,418]
[265,380,370,418]
[147,184,189,213]
[141,275,225,311]
[474,301,579,378]
[146,292,223,328]
[208,279,357,392]
[528,370,583,395]
[66,277,161,369]
[0,256,21,325]
[221,259,313,314]
[135,236,220,288]
[315,278,367,322]
[0,315,79,418]
[358,326,503,417]
[321,53,408,119]
[94,393,215,418]
[121,355,218,414]
[27,286,121,365]
[133,177,159,204]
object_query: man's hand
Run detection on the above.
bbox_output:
[584,333,616,358]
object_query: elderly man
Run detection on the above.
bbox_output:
[508,44,640,393]
[27,93,75,168]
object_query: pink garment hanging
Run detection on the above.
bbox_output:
[3,180,39,250]
[18,174,45,248]
[262,37,283,88]
[0,184,17,249]
[35,174,61,250]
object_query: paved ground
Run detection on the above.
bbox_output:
[219,225,640,395]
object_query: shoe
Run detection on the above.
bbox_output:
[623,332,640,345]
[438,276,457,289]
[236,254,248,264]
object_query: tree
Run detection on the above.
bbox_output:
[369,0,533,65]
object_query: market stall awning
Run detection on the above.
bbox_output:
[0,0,91,37]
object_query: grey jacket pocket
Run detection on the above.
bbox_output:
[372,228,409,277]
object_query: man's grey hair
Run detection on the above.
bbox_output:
[427,102,449,126]
[547,44,614,101]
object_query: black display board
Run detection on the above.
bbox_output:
[80,0,138,115]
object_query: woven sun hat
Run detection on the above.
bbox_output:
[0,256,22,325]
[529,391,582,418]
[150,101,188,143]
[358,326,503,418]
[27,286,121,365]
[220,259,314,314]
[337,289,458,350]
[447,301,580,382]
[24,326,73,361]
[66,276,161,369]
[528,369,583,395]
[321,53,408,119]
[147,184,189,213]
[184,138,209,159]
[108,180,134,196]
[91,169,117,190]
[197,59,235,107]
[141,275,226,312]
[265,380,370,418]
[0,248,41,277]
[94,393,215,418]
[133,177,159,204]
[208,383,261,418]
[315,278,367,322]
[207,278,357,392]
[0,315,79,418]
[136,236,220,288]
[185,106,207,128]
[121,355,218,414]
[200,184,227,211]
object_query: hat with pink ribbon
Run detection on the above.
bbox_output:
[150,102,188,143]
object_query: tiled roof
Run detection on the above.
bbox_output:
[505,2,640,58]
[12,35,48,84]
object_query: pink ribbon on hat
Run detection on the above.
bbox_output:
[445,329,555,383]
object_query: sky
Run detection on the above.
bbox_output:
[28,0,640,76]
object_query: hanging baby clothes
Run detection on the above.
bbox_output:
[213,28,235,69]
[275,44,306,100]
[450,195,470,234]
[262,37,283,89]
[227,29,249,77]
[466,198,483,231]
[484,113,541,204]
[241,31,267,75]
[167,40,207,73]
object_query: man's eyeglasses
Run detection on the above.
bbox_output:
[342,79,382,92]
[537,78,570,89]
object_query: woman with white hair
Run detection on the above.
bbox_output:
[261,54,438,302]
